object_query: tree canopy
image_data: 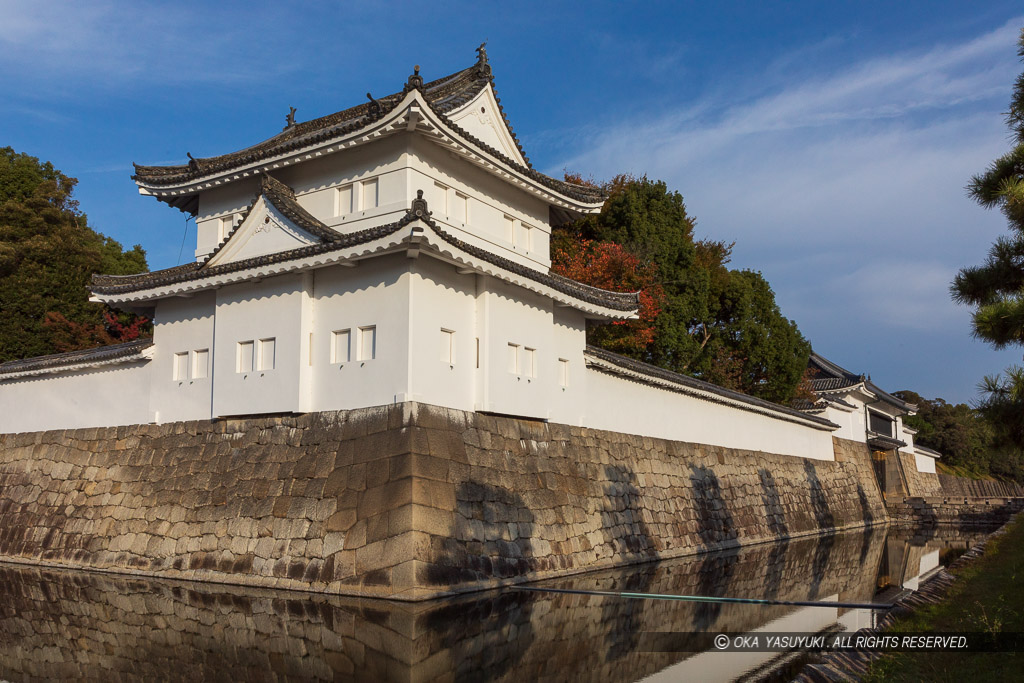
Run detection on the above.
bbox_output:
[0,147,149,362]
[554,174,810,403]
[951,29,1024,456]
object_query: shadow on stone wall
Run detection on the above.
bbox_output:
[804,460,835,530]
[454,482,537,580]
[759,468,789,538]
[690,465,736,550]
[601,465,658,560]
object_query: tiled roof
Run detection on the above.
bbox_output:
[585,345,838,429]
[867,432,907,450]
[131,47,604,208]
[92,191,639,312]
[806,352,915,412]
[0,339,153,378]
[200,174,342,267]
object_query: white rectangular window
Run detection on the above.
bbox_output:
[524,347,536,378]
[331,329,351,364]
[257,338,276,371]
[453,191,468,222]
[434,181,449,215]
[516,223,532,251]
[475,337,480,369]
[524,224,534,251]
[336,184,354,215]
[507,343,519,374]
[192,349,209,379]
[173,352,189,381]
[237,341,254,373]
[559,358,569,387]
[219,215,234,242]
[440,328,455,364]
[361,178,378,210]
[358,326,376,361]
[504,215,515,243]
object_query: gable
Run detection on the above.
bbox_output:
[445,84,528,167]
[204,197,320,268]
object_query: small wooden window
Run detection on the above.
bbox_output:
[507,343,519,374]
[559,358,569,387]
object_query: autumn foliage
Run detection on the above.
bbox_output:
[551,235,663,354]
[43,311,150,353]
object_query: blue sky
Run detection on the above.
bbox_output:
[2,1,1023,404]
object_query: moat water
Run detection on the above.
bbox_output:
[0,524,993,682]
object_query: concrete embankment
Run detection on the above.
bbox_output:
[0,402,892,599]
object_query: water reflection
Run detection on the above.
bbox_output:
[0,524,995,682]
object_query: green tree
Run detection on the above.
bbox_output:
[952,29,1024,455]
[559,174,810,402]
[894,389,996,476]
[0,147,148,362]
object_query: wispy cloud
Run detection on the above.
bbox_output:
[0,1,299,91]
[548,18,1024,399]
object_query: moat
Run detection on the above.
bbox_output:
[0,523,992,682]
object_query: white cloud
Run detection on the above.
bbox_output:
[547,18,1024,401]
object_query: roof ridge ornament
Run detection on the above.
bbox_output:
[405,64,424,93]
[409,189,430,219]
[186,153,200,171]
[284,106,297,130]
[366,92,383,117]
[475,41,491,78]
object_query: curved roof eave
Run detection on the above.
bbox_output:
[91,198,638,319]
[134,91,605,215]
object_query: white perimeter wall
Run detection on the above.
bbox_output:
[583,369,836,460]
[0,363,151,433]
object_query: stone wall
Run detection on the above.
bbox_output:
[0,403,887,599]
[938,474,1024,498]
[897,450,943,497]
[886,496,1024,527]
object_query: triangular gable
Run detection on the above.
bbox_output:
[203,174,342,269]
[445,83,528,167]
[204,196,322,268]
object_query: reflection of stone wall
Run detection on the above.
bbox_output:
[0,529,888,683]
[887,497,1024,527]
[0,404,886,598]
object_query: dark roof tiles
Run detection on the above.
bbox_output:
[0,339,153,377]
[92,190,638,312]
[131,53,603,206]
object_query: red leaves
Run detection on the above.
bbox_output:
[551,235,663,353]
[43,309,150,353]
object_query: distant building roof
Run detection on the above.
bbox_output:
[806,352,915,413]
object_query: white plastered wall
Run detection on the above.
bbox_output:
[0,363,151,433]
[149,292,216,423]
[212,274,307,417]
[583,369,836,460]
[311,254,413,411]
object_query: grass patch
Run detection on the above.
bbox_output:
[862,516,1024,682]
